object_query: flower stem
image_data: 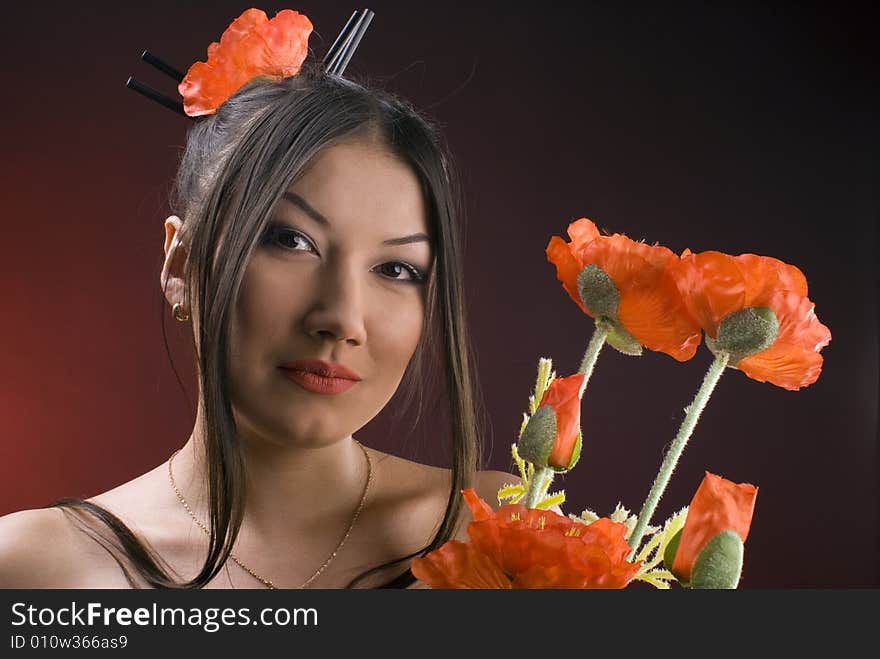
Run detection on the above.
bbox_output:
[578,323,609,399]
[523,467,553,509]
[627,351,731,560]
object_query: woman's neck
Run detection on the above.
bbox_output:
[170,408,371,547]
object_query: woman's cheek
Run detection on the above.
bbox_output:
[375,297,424,359]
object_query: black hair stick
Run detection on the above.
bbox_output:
[125,77,187,117]
[141,50,186,83]
[328,8,375,76]
[324,10,363,74]
[322,9,360,72]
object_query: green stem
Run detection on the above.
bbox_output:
[627,351,731,560]
[578,323,609,399]
[523,467,553,509]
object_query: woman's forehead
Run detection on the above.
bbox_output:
[285,140,429,237]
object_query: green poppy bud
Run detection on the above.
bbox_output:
[577,264,620,319]
[711,306,780,361]
[517,406,557,468]
[690,529,744,589]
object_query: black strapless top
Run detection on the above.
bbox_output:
[377,567,416,589]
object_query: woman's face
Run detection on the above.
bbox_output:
[227,138,432,448]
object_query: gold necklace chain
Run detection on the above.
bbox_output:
[167,440,372,589]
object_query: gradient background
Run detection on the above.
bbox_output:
[2,1,877,587]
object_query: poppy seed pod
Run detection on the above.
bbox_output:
[708,306,780,362]
[577,264,643,356]
[577,264,619,319]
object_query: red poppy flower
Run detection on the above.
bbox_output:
[178,8,313,117]
[674,250,832,390]
[546,218,701,361]
[671,472,758,583]
[411,490,641,588]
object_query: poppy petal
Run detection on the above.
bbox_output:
[580,237,700,359]
[675,251,747,337]
[179,8,312,116]
[546,235,590,314]
[736,346,825,391]
[513,564,596,588]
[577,235,660,292]
[734,290,831,389]
[250,9,312,76]
[462,488,496,522]
[735,253,809,305]
[510,518,639,588]
[618,267,702,361]
[578,517,636,565]
[567,217,602,245]
[411,541,512,589]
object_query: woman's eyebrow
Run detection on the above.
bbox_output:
[282,191,430,246]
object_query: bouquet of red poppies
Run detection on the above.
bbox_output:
[412,218,831,589]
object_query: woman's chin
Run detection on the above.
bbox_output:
[230,412,351,449]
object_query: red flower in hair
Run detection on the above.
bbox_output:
[179,8,313,117]
[411,490,640,588]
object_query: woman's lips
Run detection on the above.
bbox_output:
[279,359,361,380]
[279,368,358,394]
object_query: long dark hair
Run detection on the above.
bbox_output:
[49,64,485,588]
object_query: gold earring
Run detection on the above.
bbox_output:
[172,302,190,322]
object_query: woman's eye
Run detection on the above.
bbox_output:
[263,225,425,284]
[264,226,314,252]
[376,262,425,284]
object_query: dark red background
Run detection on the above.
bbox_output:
[2,1,877,587]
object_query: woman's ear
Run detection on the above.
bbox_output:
[161,216,188,308]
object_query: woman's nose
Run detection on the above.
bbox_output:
[302,260,368,347]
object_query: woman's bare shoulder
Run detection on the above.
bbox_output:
[0,507,104,588]
[0,472,170,590]
[366,448,519,508]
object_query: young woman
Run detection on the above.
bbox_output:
[0,49,518,588]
